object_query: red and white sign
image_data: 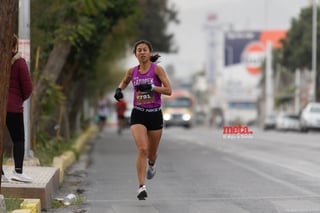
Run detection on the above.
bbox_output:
[242,42,265,75]
[18,39,30,63]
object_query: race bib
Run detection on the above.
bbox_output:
[136,91,155,105]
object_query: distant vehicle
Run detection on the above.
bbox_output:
[263,113,277,130]
[300,102,320,132]
[162,90,194,128]
[275,113,300,131]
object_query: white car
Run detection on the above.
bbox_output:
[300,102,320,132]
[263,113,277,130]
[275,113,300,131]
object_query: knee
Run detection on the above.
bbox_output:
[138,147,148,158]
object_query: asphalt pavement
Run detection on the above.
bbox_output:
[47,126,320,213]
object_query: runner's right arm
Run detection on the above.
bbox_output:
[117,68,133,90]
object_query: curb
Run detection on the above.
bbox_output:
[10,125,98,213]
[53,126,97,183]
[12,209,32,213]
[11,209,32,213]
[19,199,41,213]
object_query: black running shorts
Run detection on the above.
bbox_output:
[98,115,107,122]
[130,108,163,130]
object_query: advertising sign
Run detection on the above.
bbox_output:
[224,30,286,75]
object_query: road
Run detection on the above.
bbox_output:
[52,126,320,213]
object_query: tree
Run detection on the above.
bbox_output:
[278,5,320,101]
[30,0,139,139]
[136,0,179,52]
[29,0,180,147]
[0,0,18,190]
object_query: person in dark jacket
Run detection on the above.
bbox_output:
[1,34,33,183]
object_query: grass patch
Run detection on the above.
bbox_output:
[34,135,78,166]
[5,198,23,212]
[51,194,83,208]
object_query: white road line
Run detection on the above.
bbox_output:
[225,157,320,196]
[86,194,320,203]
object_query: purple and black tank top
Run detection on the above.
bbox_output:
[132,63,162,108]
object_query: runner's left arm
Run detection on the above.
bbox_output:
[154,65,172,96]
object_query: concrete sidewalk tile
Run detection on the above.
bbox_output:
[2,166,59,210]
[7,126,96,212]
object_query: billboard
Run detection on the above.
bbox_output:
[224,30,287,75]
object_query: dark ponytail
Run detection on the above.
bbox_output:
[150,53,161,62]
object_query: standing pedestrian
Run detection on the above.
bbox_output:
[1,34,33,183]
[114,40,172,200]
[96,92,109,132]
[115,98,127,135]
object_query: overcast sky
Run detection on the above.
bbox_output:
[159,0,312,80]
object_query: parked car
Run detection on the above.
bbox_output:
[300,102,320,132]
[275,113,300,131]
[263,113,277,130]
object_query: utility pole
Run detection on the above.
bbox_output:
[295,68,301,114]
[265,41,274,116]
[205,13,218,87]
[312,0,317,102]
[18,0,32,157]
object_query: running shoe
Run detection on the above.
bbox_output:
[137,185,147,200]
[11,171,32,183]
[147,164,156,180]
[1,174,9,183]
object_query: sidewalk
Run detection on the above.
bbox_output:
[1,126,97,212]
[2,166,59,210]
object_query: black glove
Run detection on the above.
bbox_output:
[114,88,123,101]
[135,84,152,92]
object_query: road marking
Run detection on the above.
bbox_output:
[226,148,320,179]
[272,199,320,212]
[190,202,249,213]
[86,194,320,203]
[111,204,159,213]
[225,158,319,196]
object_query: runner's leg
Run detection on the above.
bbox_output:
[131,124,149,186]
[147,130,162,164]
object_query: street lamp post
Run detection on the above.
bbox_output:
[312,0,317,102]
[265,41,274,116]
[19,0,32,157]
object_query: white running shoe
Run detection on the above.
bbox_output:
[147,164,156,180]
[137,185,147,200]
[11,171,32,183]
[1,174,9,183]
